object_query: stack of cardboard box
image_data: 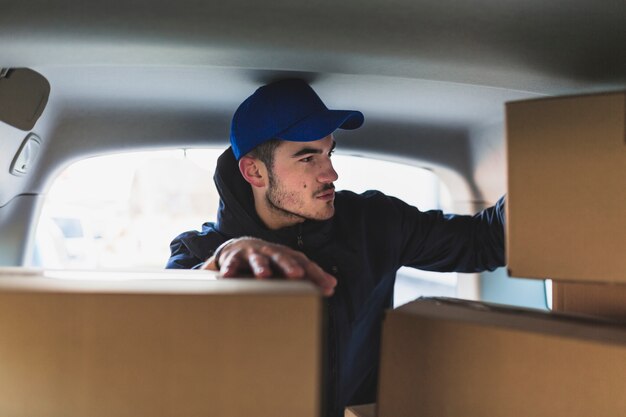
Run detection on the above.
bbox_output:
[370,91,626,417]
[506,91,626,320]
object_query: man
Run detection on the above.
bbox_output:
[167,79,506,417]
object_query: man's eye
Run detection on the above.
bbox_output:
[300,156,313,163]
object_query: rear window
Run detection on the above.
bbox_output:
[32,148,457,305]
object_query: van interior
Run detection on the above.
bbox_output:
[0,0,624,416]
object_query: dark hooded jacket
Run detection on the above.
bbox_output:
[166,147,506,417]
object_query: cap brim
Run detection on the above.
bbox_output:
[277,109,364,142]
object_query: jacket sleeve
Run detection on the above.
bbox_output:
[165,222,229,269]
[398,195,506,273]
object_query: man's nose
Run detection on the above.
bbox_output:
[318,160,339,183]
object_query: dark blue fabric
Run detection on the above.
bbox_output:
[230,79,363,159]
[166,147,506,417]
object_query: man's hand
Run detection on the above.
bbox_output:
[201,237,337,296]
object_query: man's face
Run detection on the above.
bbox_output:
[265,135,338,224]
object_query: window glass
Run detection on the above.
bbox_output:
[33,148,457,305]
[34,149,222,269]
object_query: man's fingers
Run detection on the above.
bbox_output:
[303,262,337,296]
[272,251,337,296]
[266,250,305,279]
[220,248,280,279]
[247,251,273,278]
[214,238,337,296]
[220,250,249,277]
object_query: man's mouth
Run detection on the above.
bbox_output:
[315,185,335,201]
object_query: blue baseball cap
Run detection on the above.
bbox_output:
[230,79,364,160]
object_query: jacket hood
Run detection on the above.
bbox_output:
[213,147,334,250]
[213,147,263,237]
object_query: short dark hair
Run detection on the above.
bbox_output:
[246,138,281,170]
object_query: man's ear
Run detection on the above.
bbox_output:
[238,156,267,188]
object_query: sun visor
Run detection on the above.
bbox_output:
[0,68,50,131]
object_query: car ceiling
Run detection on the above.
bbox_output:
[2,0,623,90]
[0,0,624,206]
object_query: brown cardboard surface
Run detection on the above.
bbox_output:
[553,280,626,321]
[377,297,626,417]
[344,403,376,417]
[0,267,321,295]
[0,271,322,417]
[506,91,626,283]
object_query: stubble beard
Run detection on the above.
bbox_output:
[265,171,335,223]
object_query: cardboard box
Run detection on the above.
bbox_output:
[377,297,626,417]
[552,280,626,321]
[506,91,626,283]
[344,403,376,417]
[0,269,323,417]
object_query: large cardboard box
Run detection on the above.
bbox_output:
[552,280,626,321]
[0,269,323,417]
[506,91,626,283]
[377,297,626,417]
